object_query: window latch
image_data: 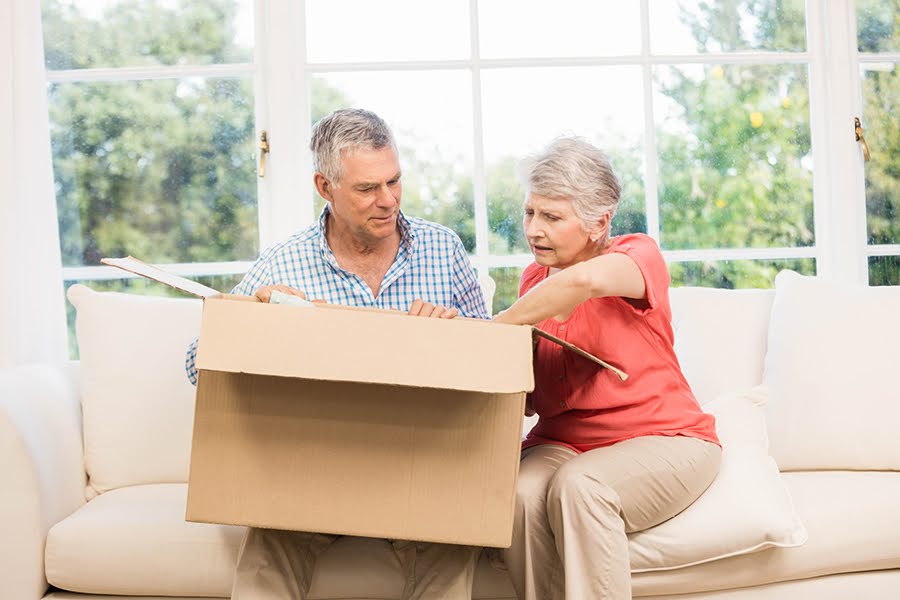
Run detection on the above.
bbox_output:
[854,117,870,162]
[258,130,270,177]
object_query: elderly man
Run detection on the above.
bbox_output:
[184,108,488,599]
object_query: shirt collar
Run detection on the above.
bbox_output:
[316,204,416,264]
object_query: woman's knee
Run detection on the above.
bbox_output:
[546,463,621,516]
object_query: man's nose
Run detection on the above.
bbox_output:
[376,183,398,207]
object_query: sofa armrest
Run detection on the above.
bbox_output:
[0,363,86,600]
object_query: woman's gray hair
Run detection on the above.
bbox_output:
[310,108,396,184]
[520,136,621,232]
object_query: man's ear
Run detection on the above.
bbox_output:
[313,173,332,201]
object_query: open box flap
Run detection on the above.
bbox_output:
[101,256,223,299]
[531,328,629,381]
[196,298,536,394]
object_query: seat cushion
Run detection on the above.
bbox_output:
[45,484,242,597]
[764,271,900,470]
[44,482,517,599]
[67,285,201,496]
[632,471,900,596]
[628,386,806,572]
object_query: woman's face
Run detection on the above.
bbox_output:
[523,193,604,270]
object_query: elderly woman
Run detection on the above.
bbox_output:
[494,137,721,600]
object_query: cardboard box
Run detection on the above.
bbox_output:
[102,256,625,548]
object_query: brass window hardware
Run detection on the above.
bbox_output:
[854,117,870,162]
[258,130,270,177]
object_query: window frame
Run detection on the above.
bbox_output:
[48,0,889,290]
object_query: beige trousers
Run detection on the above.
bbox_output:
[231,528,481,600]
[502,435,721,600]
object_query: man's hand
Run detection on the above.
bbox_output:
[254,284,308,303]
[407,299,459,319]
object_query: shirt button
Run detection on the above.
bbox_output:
[559,401,566,407]
[557,375,564,382]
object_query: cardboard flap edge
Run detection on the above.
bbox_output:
[101,256,223,299]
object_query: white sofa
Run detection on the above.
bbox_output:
[3,271,899,599]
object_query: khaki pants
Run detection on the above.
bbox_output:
[231,529,480,600]
[502,435,721,600]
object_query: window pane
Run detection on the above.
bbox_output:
[869,256,900,286]
[655,64,813,250]
[649,0,806,54]
[49,77,258,266]
[857,0,899,52]
[481,67,647,256]
[305,0,469,63]
[862,63,899,245]
[42,0,254,70]
[63,274,245,358]
[669,259,815,288]
[489,266,525,315]
[310,71,476,251]
[478,0,640,59]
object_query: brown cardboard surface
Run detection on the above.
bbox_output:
[186,371,526,547]
[195,297,535,394]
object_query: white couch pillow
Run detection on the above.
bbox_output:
[68,284,201,496]
[764,270,900,471]
[629,385,807,572]
[670,287,774,405]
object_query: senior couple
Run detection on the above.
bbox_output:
[185,109,721,600]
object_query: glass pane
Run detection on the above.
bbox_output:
[481,67,647,256]
[857,0,899,52]
[478,0,640,58]
[310,71,476,251]
[862,63,899,245]
[305,0,469,63]
[669,258,815,288]
[655,64,813,250]
[489,266,526,315]
[49,77,259,266]
[63,273,245,358]
[42,0,254,70]
[869,256,900,286]
[649,0,806,54]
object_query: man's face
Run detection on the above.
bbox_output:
[524,193,601,270]
[328,145,402,245]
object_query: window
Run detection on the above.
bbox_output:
[41,1,898,355]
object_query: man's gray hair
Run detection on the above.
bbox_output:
[310,108,396,184]
[520,136,621,232]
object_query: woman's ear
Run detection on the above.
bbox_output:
[590,212,612,243]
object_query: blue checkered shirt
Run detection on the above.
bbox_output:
[185,207,489,384]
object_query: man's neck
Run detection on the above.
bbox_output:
[326,215,399,256]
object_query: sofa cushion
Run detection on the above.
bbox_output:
[632,471,900,596]
[67,284,200,495]
[669,287,773,405]
[628,386,806,572]
[43,483,516,599]
[45,484,242,596]
[764,271,900,470]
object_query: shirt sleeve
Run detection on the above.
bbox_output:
[605,234,670,315]
[451,240,490,319]
[184,250,275,386]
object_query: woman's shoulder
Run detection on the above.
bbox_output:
[607,232,661,253]
[519,262,547,295]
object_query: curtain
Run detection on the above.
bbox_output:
[0,0,68,367]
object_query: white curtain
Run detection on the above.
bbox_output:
[0,0,68,367]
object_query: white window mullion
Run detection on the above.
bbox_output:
[639,0,660,243]
[806,0,868,283]
[469,0,491,279]
[255,0,313,249]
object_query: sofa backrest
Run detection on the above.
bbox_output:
[68,283,775,495]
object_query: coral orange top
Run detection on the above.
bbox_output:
[521,234,719,453]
